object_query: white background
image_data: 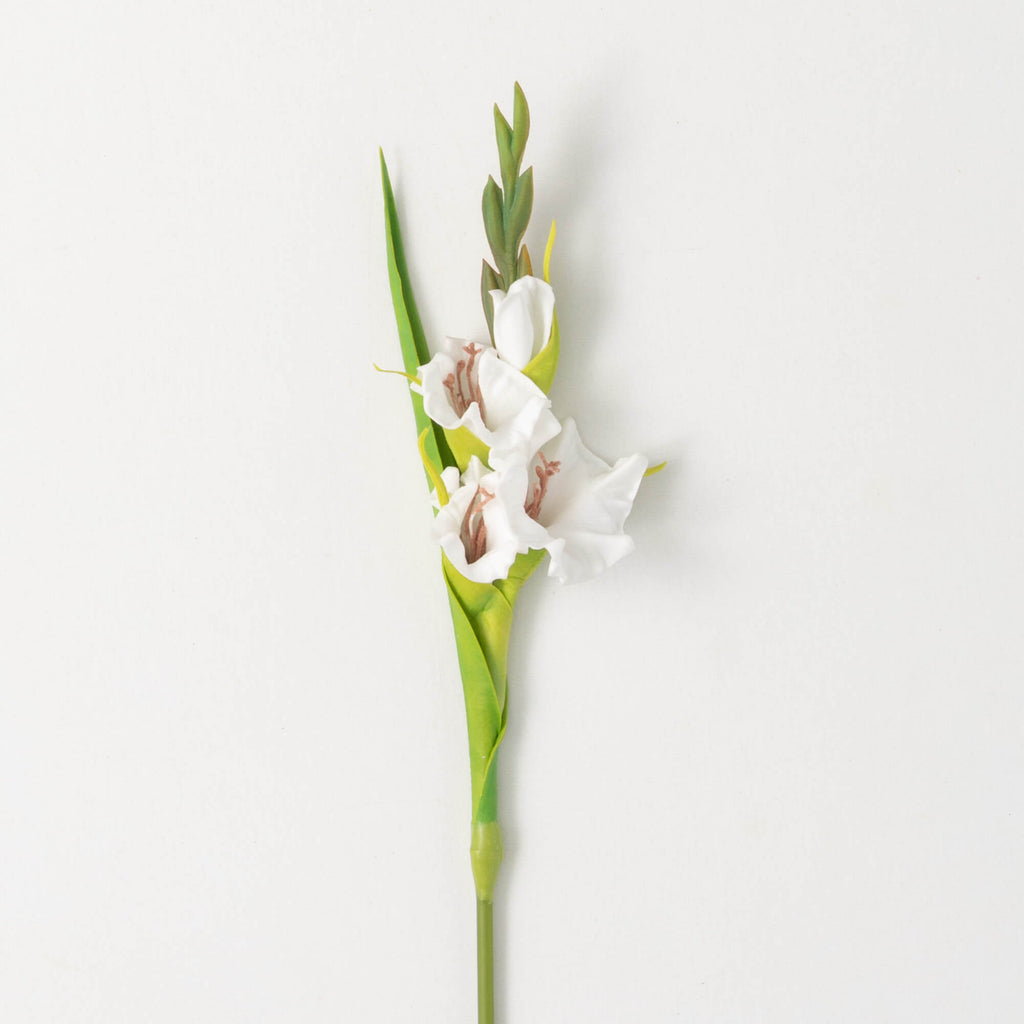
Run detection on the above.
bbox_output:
[2,2,1022,1020]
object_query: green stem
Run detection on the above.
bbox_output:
[477,897,495,1024]
[470,821,502,1022]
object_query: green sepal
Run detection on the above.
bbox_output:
[482,176,507,280]
[511,82,530,167]
[522,307,560,394]
[443,424,490,472]
[480,259,503,340]
[380,151,454,480]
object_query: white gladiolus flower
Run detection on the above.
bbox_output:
[432,457,545,585]
[435,422,647,586]
[515,418,647,584]
[419,274,647,586]
[418,336,559,462]
[489,276,555,369]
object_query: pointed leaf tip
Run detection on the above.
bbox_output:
[543,220,556,284]
[380,151,456,480]
[418,428,449,506]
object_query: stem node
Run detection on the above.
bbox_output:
[470,820,503,901]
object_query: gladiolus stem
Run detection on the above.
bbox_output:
[477,897,495,1024]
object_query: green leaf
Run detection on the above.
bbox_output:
[443,557,510,823]
[522,307,560,394]
[441,548,545,824]
[380,151,454,479]
[445,572,502,749]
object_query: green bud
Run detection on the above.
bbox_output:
[506,167,534,256]
[481,259,503,338]
[481,176,506,276]
[493,105,516,197]
[511,82,530,166]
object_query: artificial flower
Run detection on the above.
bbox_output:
[418,335,559,462]
[382,86,660,1024]
[432,456,544,584]
[489,275,555,369]
[513,418,647,584]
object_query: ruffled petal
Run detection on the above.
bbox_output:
[526,418,647,584]
[476,355,560,462]
[418,337,489,434]
[418,338,558,461]
[431,458,540,584]
[490,276,555,369]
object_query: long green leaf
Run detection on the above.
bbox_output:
[380,151,453,480]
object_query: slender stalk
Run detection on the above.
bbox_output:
[477,898,495,1024]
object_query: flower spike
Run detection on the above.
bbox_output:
[379,86,658,1024]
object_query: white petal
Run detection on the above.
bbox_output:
[529,419,647,584]
[418,340,497,446]
[476,355,560,462]
[433,465,464,509]
[419,341,558,460]
[544,531,637,585]
[431,458,538,584]
[490,276,555,370]
[419,341,474,432]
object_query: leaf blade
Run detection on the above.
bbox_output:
[380,151,454,479]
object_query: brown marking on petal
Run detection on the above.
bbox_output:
[459,485,495,564]
[442,344,488,421]
[525,453,561,520]
[443,371,460,413]
[454,357,470,414]
[463,344,487,423]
